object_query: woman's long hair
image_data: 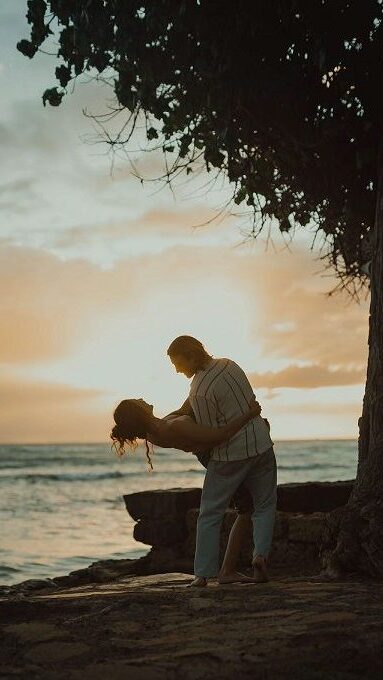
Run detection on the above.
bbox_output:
[111,400,153,469]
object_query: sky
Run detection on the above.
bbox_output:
[0,1,370,442]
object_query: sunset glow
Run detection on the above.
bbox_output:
[0,1,369,443]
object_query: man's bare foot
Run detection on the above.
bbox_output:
[218,571,260,584]
[252,555,269,583]
[187,576,208,588]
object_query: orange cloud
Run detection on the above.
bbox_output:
[135,207,224,233]
[46,206,229,253]
[0,242,369,374]
[250,363,366,389]
[0,240,370,442]
[269,399,362,418]
[0,245,141,363]
[0,375,108,443]
[237,246,369,369]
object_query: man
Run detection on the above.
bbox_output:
[167,335,277,586]
[164,396,257,584]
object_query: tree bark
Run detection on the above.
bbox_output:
[321,144,383,578]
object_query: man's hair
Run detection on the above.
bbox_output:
[167,335,210,360]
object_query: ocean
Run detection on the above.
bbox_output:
[0,441,357,586]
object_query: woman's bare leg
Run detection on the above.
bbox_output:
[218,513,257,583]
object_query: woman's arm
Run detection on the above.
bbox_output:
[166,400,261,451]
[163,398,194,420]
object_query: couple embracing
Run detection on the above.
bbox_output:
[112,335,277,586]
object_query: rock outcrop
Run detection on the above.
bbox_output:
[123,480,354,576]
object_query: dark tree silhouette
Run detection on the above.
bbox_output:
[18,0,383,577]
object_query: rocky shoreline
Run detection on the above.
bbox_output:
[1,480,354,596]
[2,480,383,678]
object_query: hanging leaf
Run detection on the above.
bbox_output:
[147,127,159,140]
[55,65,71,87]
[42,87,64,107]
[17,40,38,58]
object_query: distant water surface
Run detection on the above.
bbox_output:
[0,441,357,585]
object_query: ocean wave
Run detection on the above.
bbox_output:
[277,463,349,471]
[0,466,206,481]
[0,471,131,483]
[0,457,112,470]
[0,565,20,574]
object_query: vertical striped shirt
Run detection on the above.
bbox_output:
[189,358,273,461]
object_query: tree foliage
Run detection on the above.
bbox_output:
[18,0,383,286]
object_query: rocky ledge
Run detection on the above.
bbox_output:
[1,573,383,679]
[122,480,354,577]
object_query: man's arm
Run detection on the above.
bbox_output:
[166,399,261,449]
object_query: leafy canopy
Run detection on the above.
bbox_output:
[18,0,383,285]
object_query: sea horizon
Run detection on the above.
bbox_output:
[0,436,359,445]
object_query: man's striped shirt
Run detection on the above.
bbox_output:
[189,358,273,461]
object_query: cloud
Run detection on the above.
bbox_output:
[250,363,366,389]
[0,83,233,260]
[269,399,362,418]
[0,241,241,366]
[0,178,34,196]
[0,245,140,363]
[0,240,370,441]
[45,205,223,251]
[1,375,105,409]
[0,241,369,373]
[0,374,108,443]
[237,246,369,369]
[131,207,225,234]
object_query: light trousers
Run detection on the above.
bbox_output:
[194,447,277,578]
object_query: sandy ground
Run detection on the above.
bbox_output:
[1,573,383,679]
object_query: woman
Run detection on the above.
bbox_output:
[111,397,261,464]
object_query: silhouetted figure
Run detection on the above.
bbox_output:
[167,336,277,586]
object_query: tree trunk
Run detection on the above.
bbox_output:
[321,146,383,579]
